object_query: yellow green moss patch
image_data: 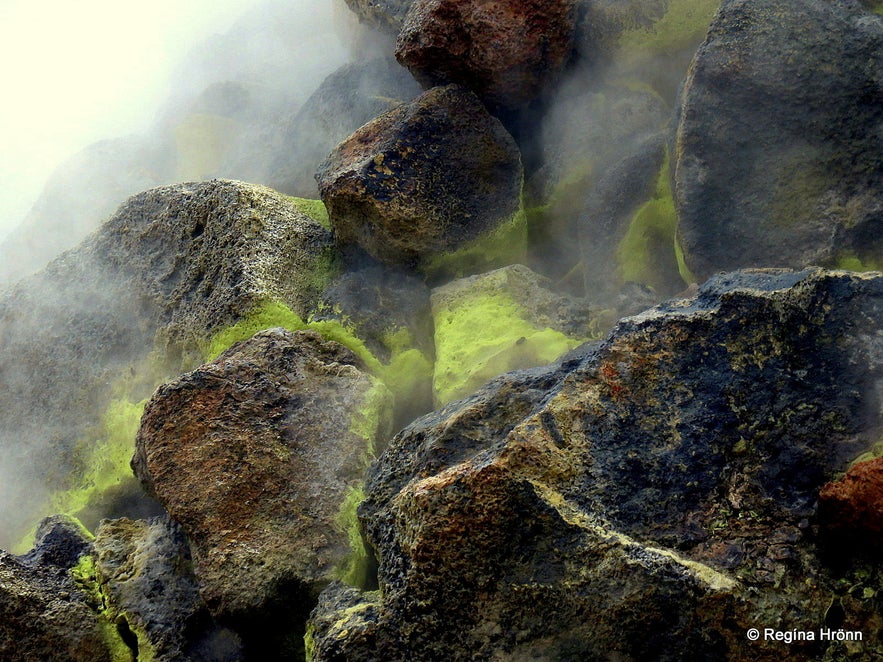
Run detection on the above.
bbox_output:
[617,151,692,291]
[618,0,720,56]
[333,486,372,588]
[420,204,528,282]
[288,197,331,229]
[433,291,584,405]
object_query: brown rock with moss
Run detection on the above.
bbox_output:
[316,85,524,276]
[675,0,883,280]
[308,268,883,660]
[133,328,392,659]
[395,0,577,111]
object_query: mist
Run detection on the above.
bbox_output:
[0,0,354,283]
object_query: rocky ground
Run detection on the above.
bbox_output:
[2,0,883,660]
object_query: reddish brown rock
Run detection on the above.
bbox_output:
[395,0,577,110]
[132,328,392,657]
[316,84,523,275]
[819,456,883,544]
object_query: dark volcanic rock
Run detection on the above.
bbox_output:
[92,517,242,662]
[0,180,334,548]
[133,329,392,658]
[396,0,577,111]
[309,268,883,660]
[269,58,421,198]
[675,0,883,280]
[317,85,523,276]
[342,0,415,34]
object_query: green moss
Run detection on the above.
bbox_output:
[304,622,317,661]
[207,300,432,429]
[420,203,528,282]
[618,0,720,56]
[11,398,148,555]
[433,292,585,405]
[333,486,372,588]
[617,151,689,291]
[70,555,135,662]
[288,197,331,229]
[833,254,883,273]
[350,379,392,462]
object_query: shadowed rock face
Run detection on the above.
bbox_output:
[675,0,883,280]
[133,328,392,658]
[317,84,523,272]
[396,0,577,111]
[309,268,883,660]
[0,180,334,547]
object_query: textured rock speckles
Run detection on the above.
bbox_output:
[133,328,392,658]
[317,85,523,275]
[396,0,577,110]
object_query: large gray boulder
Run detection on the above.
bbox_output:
[309,268,883,660]
[675,0,883,280]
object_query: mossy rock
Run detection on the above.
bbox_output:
[431,264,600,405]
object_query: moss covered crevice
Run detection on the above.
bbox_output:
[616,150,692,293]
[287,197,331,229]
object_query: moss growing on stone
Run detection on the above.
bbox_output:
[618,0,720,56]
[616,151,690,292]
[207,299,433,427]
[288,197,331,229]
[350,379,393,462]
[70,554,137,662]
[333,486,372,589]
[433,291,583,405]
[420,204,528,282]
[833,254,883,272]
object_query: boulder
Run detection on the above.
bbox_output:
[269,58,421,198]
[317,85,524,278]
[430,264,597,404]
[0,180,334,549]
[132,328,392,659]
[819,456,883,549]
[309,268,883,660]
[395,0,576,111]
[341,0,415,34]
[0,518,126,662]
[675,0,883,281]
[91,517,242,662]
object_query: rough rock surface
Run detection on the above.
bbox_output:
[675,0,883,280]
[0,517,121,662]
[0,180,333,548]
[396,0,577,111]
[92,517,242,662]
[317,85,523,274]
[269,58,421,198]
[430,264,597,404]
[819,456,883,547]
[133,328,392,658]
[309,268,883,660]
[342,0,415,34]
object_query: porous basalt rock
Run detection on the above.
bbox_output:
[309,268,883,660]
[342,0,415,34]
[269,58,421,197]
[819,456,883,548]
[395,0,577,111]
[133,328,392,659]
[675,0,883,280]
[317,85,523,276]
[91,517,242,662]
[0,180,334,548]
